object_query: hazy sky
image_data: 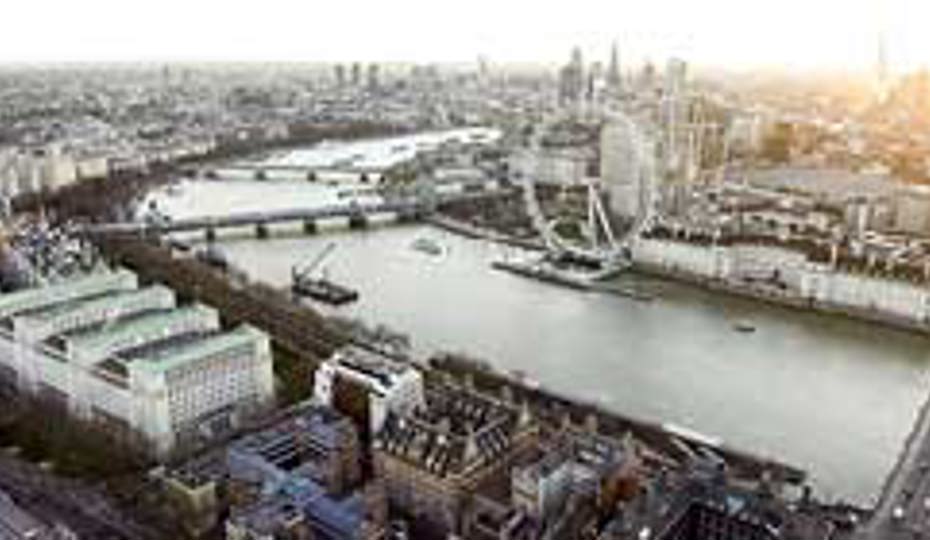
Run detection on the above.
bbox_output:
[2,0,928,70]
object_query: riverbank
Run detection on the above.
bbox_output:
[426,214,545,251]
[631,261,930,339]
[429,353,808,487]
[68,130,926,505]
[12,121,409,224]
[427,214,930,338]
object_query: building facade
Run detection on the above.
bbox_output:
[601,115,651,224]
[0,268,275,455]
[313,346,425,437]
[374,379,537,537]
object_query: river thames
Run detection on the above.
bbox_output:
[203,223,930,506]
[141,128,930,506]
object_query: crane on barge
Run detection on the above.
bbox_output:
[291,242,359,305]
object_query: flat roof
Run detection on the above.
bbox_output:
[0,269,136,320]
[332,346,411,388]
[17,285,170,326]
[127,325,266,375]
[66,303,217,356]
[9,289,122,323]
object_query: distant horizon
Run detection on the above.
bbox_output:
[0,59,918,80]
[2,0,929,73]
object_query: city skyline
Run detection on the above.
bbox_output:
[1,0,929,72]
[5,2,930,538]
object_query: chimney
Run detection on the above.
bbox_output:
[585,412,599,435]
[500,384,514,405]
[463,423,480,464]
[518,400,533,428]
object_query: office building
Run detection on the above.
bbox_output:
[366,64,380,92]
[0,268,274,455]
[601,114,651,224]
[226,477,385,540]
[597,458,835,540]
[225,403,384,540]
[894,185,930,235]
[559,47,586,106]
[512,426,638,524]
[607,42,622,94]
[313,346,425,437]
[228,403,362,496]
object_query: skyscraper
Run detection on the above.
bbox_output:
[571,46,583,71]
[367,63,380,91]
[477,55,489,81]
[601,114,649,224]
[661,58,690,182]
[588,61,602,101]
[607,42,622,92]
[559,47,586,105]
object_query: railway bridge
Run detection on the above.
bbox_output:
[80,189,514,241]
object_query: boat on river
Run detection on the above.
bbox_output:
[291,243,359,305]
[732,319,756,333]
[492,250,627,291]
[292,277,359,305]
[411,237,445,257]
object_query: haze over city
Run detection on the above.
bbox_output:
[6,1,930,539]
[1,0,929,70]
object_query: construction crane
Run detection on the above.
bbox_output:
[291,242,359,305]
[291,242,337,284]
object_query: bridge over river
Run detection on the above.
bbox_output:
[81,189,514,239]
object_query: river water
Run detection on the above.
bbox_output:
[142,130,930,506]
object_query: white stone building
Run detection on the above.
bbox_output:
[633,237,930,323]
[0,269,274,455]
[601,114,651,223]
[510,147,588,186]
[313,346,424,436]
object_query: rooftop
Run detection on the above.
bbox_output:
[0,268,135,320]
[601,460,835,540]
[377,382,526,479]
[330,346,414,390]
[231,403,355,474]
[15,285,172,331]
[124,324,265,375]
[71,305,218,356]
[229,477,366,540]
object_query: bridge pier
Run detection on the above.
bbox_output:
[205,227,216,243]
[348,214,368,230]
[397,208,424,223]
[303,219,318,235]
[256,223,269,239]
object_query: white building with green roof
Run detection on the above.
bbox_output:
[0,267,274,456]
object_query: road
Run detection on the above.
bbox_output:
[0,452,157,540]
[864,389,930,539]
